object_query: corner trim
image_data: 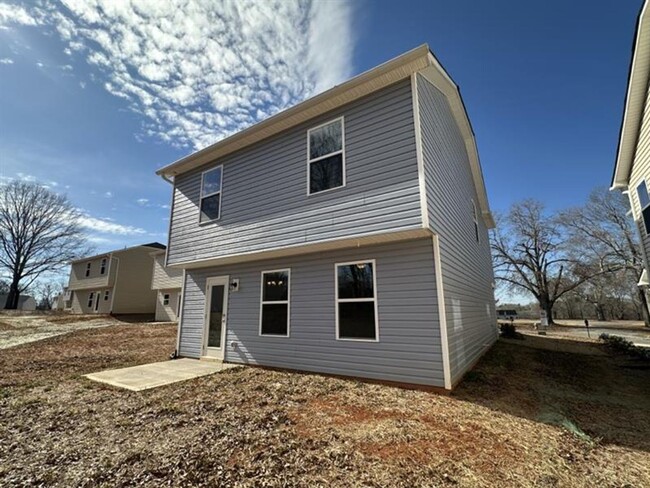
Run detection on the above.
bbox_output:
[411,73,429,229]
[431,235,452,390]
[176,269,186,353]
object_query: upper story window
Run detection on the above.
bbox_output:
[472,200,480,243]
[637,181,650,234]
[199,166,223,223]
[335,260,378,341]
[308,117,345,195]
[85,262,91,277]
[100,258,107,275]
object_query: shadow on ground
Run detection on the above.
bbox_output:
[454,340,650,453]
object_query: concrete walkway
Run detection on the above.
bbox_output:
[85,358,239,391]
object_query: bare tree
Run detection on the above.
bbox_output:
[560,188,649,326]
[491,200,610,324]
[34,280,63,310]
[0,181,90,309]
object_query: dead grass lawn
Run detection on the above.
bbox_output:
[0,321,648,487]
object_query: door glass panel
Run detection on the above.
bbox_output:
[208,284,224,348]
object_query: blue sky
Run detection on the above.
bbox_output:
[0,0,642,259]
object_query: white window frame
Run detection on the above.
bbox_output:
[103,290,110,301]
[198,165,223,224]
[259,268,291,337]
[87,292,94,308]
[335,259,379,342]
[100,258,107,275]
[307,116,346,196]
[472,199,480,243]
[163,293,170,306]
[85,262,91,277]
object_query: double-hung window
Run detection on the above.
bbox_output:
[104,290,110,301]
[85,262,91,277]
[638,181,650,234]
[308,117,345,194]
[87,292,94,308]
[259,269,290,336]
[335,260,378,341]
[199,166,223,223]
[163,293,170,306]
[100,258,107,275]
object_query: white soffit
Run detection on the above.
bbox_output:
[613,1,650,189]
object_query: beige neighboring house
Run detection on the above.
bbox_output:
[150,250,183,321]
[63,243,165,315]
[613,0,650,286]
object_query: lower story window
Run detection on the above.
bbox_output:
[260,269,290,336]
[336,260,378,340]
[104,291,110,301]
[87,292,94,308]
[163,293,170,306]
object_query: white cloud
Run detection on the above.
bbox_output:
[0,3,38,27]
[79,80,86,89]
[4,0,355,150]
[77,214,146,236]
[104,191,113,198]
[0,58,13,64]
[136,198,149,206]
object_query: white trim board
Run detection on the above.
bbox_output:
[411,73,429,229]
[431,235,452,390]
[167,228,432,269]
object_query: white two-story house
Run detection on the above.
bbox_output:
[158,45,497,390]
[613,0,650,292]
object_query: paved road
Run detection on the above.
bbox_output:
[555,326,650,348]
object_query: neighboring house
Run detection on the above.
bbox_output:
[613,0,650,287]
[0,294,36,311]
[157,45,497,390]
[64,243,164,315]
[151,250,183,321]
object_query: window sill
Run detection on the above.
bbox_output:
[307,183,346,197]
[336,337,379,343]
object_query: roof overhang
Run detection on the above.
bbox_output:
[157,44,494,228]
[612,1,650,190]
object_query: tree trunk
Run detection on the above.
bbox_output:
[595,303,606,322]
[638,287,650,328]
[4,279,20,310]
[539,297,555,325]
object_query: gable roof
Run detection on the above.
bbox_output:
[156,44,495,228]
[70,242,166,264]
[612,0,650,189]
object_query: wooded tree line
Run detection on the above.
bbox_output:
[491,187,650,326]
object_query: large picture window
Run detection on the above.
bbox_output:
[335,260,378,341]
[308,117,345,194]
[260,269,290,336]
[638,181,650,234]
[199,166,223,223]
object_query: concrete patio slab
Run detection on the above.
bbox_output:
[84,358,240,391]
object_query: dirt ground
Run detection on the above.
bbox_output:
[0,320,648,487]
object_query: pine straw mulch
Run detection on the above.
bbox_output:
[0,321,648,487]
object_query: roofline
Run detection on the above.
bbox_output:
[612,0,650,190]
[70,243,166,264]
[156,43,494,227]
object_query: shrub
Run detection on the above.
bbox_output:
[599,334,650,361]
[499,322,522,339]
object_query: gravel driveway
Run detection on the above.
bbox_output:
[0,314,119,349]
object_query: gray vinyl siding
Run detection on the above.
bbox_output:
[178,238,444,387]
[167,80,422,265]
[417,74,497,386]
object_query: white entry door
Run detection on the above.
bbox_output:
[203,276,229,359]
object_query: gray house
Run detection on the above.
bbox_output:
[157,45,497,390]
